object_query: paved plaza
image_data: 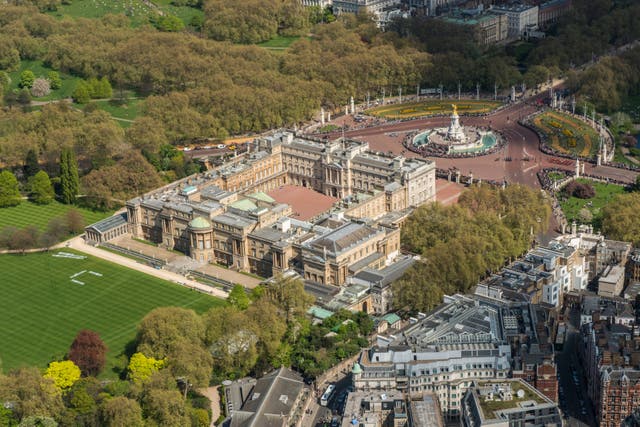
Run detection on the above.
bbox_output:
[323,99,639,188]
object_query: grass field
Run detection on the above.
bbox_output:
[48,0,201,28]
[154,0,203,25]
[559,178,626,227]
[0,201,112,231]
[366,99,502,119]
[88,98,141,126]
[531,111,600,158]
[257,35,304,50]
[7,60,80,101]
[0,249,225,375]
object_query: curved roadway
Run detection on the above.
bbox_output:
[322,102,638,188]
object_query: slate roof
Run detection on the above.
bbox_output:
[86,213,127,234]
[309,222,380,256]
[230,367,306,427]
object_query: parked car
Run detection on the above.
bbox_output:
[217,144,226,149]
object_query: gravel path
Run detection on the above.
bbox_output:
[65,236,229,299]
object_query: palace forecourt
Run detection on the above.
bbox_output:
[90,131,436,286]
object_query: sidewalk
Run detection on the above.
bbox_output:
[198,386,220,427]
[66,236,228,299]
[110,235,262,288]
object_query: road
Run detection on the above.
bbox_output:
[556,308,596,427]
[306,376,353,427]
[319,100,639,188]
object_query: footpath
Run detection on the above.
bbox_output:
[65,236,229,299]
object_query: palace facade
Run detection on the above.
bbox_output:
[123,132,436,284]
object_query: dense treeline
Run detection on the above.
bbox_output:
[203,0,309,43]
[0,7,427,139]
[0,103,165,210]
[602,191,640,247]
[394,185,551,312]
[388,0,640,110]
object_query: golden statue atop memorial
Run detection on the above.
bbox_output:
[452,104,457,115]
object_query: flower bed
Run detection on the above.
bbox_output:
[366,100,502,119]
[529,111,599,158]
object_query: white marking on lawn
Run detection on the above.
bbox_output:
[70,270,87,279]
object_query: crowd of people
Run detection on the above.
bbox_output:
[402,129,505,159]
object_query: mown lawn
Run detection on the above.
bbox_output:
[559,178,626,227]
[47,0,155,26]
[0,249,225,376]
[48,0,202,28]
[7,60,81,101]
[0,201,112,231]
[154,0,204,25]
[257,35,308,50]
[89,98,141,122]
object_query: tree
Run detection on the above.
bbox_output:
[227,284,250,310]
[0,170,22,207]
[68,330,108,377]
[0,367,65,421]
[82,151,163,210]
[44,360,81,392]
[72,81,91,104]
[65,209,85,234]
[95,77,113,99]
[142,389,188,427]
[23,149,40,179]
[204,306,260,379]
[17,88,32,105]
[99,396,143,427]
[18,415,58,427]
[0,71,9,91]
[19,70,35,89]
[127,352,165,384]
[30,170,55,204]
[564,181,595,199]
[633,174,640,192]
[155,15,185,32]
[31,78,51,97]
[59,148,79,204]
[47,71,62,90]
[0,43,20,71]
[578,207,593,224]
[602,192,640,246]
[263,275,314,323]
[137,307,205,358]
[8,226,39,253]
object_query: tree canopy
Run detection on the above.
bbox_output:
[29,170,54,204]
[0,170,21,207]
[68,330,108,377]
[602,192,640,246]
[395,185,551,312]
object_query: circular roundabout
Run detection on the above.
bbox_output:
[404,104,500,157]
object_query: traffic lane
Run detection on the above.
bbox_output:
[557,332,596,427]
[309,374,353,427]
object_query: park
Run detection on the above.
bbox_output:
[557,178,626,228]
[530,110,600,158]
[0,249,224,376]
[366,99,502,119]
